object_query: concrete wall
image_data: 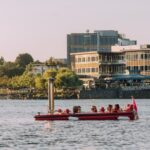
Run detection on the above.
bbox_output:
[80,88,150,99]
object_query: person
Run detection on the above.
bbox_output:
[55,108,62,114]
[73,106,81,113]
[112,104,121,113]
[91,105,97,112]
[63,108,70,114]
[106,104,113,113]
[124,104,133,112]
[100,106,105,113]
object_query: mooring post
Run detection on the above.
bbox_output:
[48,78,55,114]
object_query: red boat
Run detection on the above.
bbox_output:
[34,111,137,121]
[34,78,138,121]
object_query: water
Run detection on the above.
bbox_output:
[0,99,150,150]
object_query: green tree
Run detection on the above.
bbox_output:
[55,69,82,89]
[0,62,24,77]
[45,57,56,65]
[19,73,35,88]
[0,77,10,88]
[35,75,46,90]
[15,53,34,68]
[43,69,57,80]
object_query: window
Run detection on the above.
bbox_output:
[145,66,148,71]
[91,57,96,61]
[86,68,90,72]
[82,68,85,73]
[78,58,81,62]
[87,57,90,62]
[78,69,81,73]
[82,57,85,62]
[145,54,147,59]
[141,54,144,59]
[91,68,96,72]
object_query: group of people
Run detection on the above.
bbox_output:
[91,103,134,113]
[55,108,70,114]
[55,103,134,114]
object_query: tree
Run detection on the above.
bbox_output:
[0,57,5,65]
[35,76,46,90]
[0,77,10,88]
[43,69,57,80]
[0,62,24,77]
[45,57,56,65]
[15,53,34,68]
[55,68,82,89]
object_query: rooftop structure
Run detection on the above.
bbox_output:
[67,30,136,67]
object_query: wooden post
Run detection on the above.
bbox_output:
[48,78,54,114]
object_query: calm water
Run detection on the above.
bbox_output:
[0,99,150,150]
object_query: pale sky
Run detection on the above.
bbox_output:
[0,0,149,61]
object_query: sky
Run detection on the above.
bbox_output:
[0,0,149,61]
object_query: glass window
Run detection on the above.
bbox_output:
[91,68,95,72]
[91,57,96,61]
[82,68,85,73]
[78,69,81,73]
[141,54,144,59]
[82,57,85,62]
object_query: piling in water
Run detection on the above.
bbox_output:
[48,78,54,114]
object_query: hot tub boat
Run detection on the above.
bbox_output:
[34,78,138,121]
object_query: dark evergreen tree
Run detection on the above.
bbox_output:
[15,53,34,68]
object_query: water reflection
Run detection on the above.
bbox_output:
[44,121,54,131]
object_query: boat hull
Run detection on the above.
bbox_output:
[34,112,136,121]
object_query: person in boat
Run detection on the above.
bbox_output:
[73,106,81,113]
[124,104,133,112]
[106,104,113,113]
[63,108,70,114]
[91,105,97,112]
[112,104,121,113]
[55,108,63,114]
[100,106,105,113]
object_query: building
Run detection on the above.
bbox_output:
[71,44,150,89]
[67,30,136,67]
[30,58,67,75]
[31,64,59,75]
[112,44,150,76]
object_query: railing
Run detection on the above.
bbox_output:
[99,60,126,64]
[121,85,150,91]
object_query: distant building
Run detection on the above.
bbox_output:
[71,44,150,78]
[71,50,125,79]
[31,58,67,75]
[67,30,136,67]
[31,64,59,75]
[112,44,150,76]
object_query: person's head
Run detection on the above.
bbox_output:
[64,109,70,114]
[115,104,120,110]
[58,108,62,113]
[91,106,97,112]
[129,104,133,111]
[127,104,130,107]
[78,106,81,112]
[107,104,112,111]
[100,106,105,112]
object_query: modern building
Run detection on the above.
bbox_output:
[71,50,125,79]
[112,45,150,76]
[67,30,136,67]
[71,44,150,89]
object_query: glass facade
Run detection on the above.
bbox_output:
[67,30,136,67]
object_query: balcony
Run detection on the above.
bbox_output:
[99,60,126,65]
